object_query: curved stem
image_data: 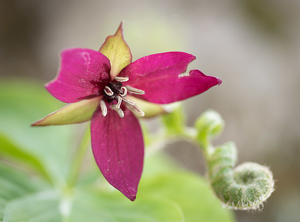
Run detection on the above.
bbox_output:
[145,127,197,157]
[148,111,274,210]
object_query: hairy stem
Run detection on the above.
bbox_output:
[153,109,275,210]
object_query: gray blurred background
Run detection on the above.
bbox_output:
[0,0,299,221]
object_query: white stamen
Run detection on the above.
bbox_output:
[100,100,107,116]
[116,109,124,118]
[111,105,124,118]
[126,103,145,117]
[116,96,123,109]
[115,77,129,82]
[120,86,127,97]
[104,86,114,96]
[121,97,135,106]
[125,86,145,95]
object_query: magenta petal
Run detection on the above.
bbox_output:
[119,52,221,104]
[91,107,144,201]
[134,69,221,103]
[46,48,111,103]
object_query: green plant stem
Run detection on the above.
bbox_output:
[145,127,198,156]
[67,125,90,188]
[153,109,274,210]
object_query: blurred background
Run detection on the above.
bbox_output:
[0,0,299,221]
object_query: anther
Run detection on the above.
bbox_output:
[111,105,124,118]
[126,103,145,117]
[100,100,107,117]
[125,86,145,95]
[115,77,129,82]
[116,108,124,118]
[116,96,123,109]
[104,86,114,96]
[121,97,135,106]
[120,86,127,97]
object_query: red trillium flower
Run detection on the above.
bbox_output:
[32,23,222,201]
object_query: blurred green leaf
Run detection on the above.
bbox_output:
[139,171,235,222]
[0,133,51,182]
[0,79,80,185]
[0,137,236,222]
[0,163,48,221]
[161,105,185,135]
[0,157,183,222]
[72,153,235,222]
[0,159,183,222]
[69,189,183,222]
[142,152,180,177]
[3,188,183,222]
[3,192,61,222]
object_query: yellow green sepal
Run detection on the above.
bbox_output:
[32,97,101,126]
[99,22,132,80]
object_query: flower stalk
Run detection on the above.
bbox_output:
[67,125,91,188]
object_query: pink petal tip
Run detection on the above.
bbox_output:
[217,78,222,86]
[129,194,136,201]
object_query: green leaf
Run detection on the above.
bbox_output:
[139,171,236,222]
[0,145,235,221]
[0,79,79,185]
[142,152,180,177]
[2,187,183,222]
[0,133,51,182]
[3,192,61,222]
[68,190,183,222]
[0,164,48,221]
[161,104,185,135]
[0,159,183,222]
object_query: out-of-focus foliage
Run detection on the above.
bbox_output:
[0,79,235,221]
[0,80,77,185]
[0,163,49,220]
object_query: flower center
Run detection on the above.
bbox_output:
[100,76,145,118]
[104,81,126,103]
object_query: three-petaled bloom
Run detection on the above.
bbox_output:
[32,23,222,201]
